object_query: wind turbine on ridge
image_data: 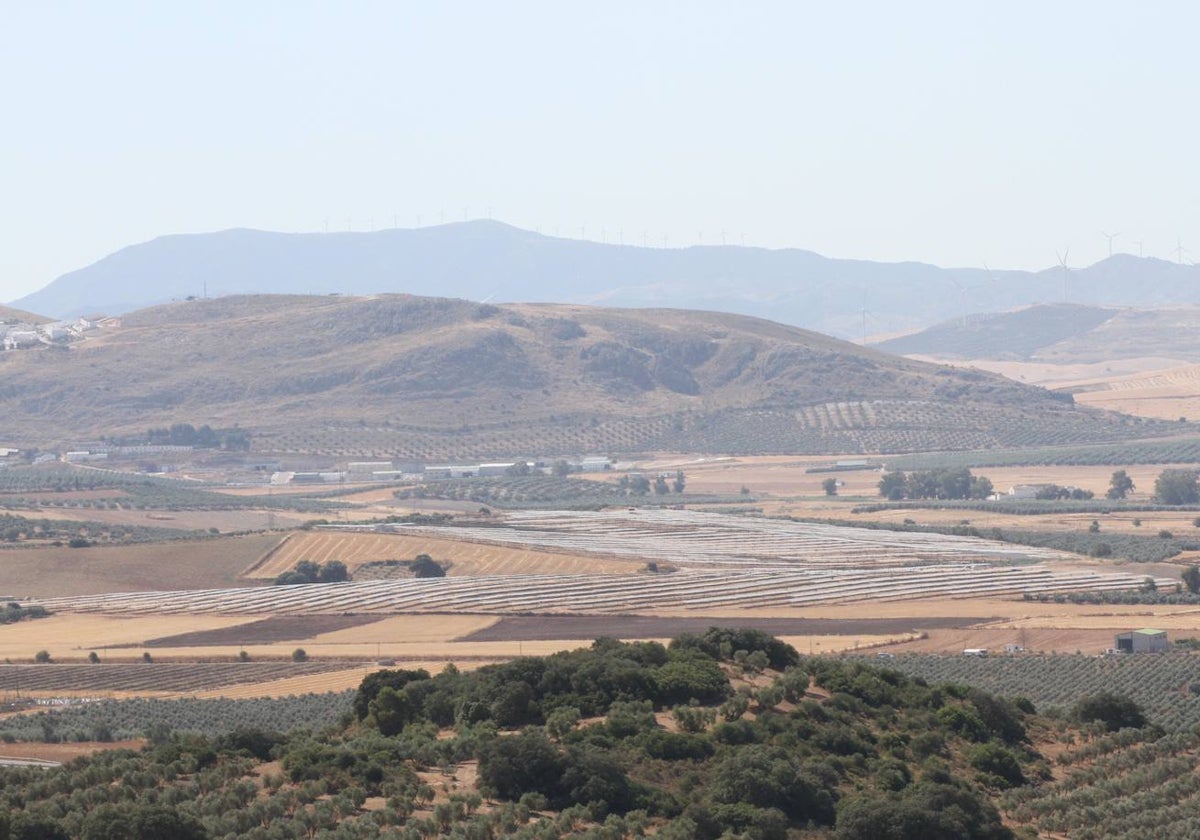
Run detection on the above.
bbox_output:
[1173,236,1189,264]
[1101,231,1120,257]
[1056,249,1072,302]
[946,276,968,323]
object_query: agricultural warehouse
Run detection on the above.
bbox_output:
[1115,628,1169,653]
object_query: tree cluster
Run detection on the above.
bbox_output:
[273,560,349,586]
[0,629,1062,839]
[617,471,686,496]
[1073,691,1147,732]
[0,602,47,625]
[1107,469,1135,500]
[1154,469,1200,505]
[407,554,445,578]
[879,468,994,501]
[1033,484,1094,500]
[346,631,1025,838]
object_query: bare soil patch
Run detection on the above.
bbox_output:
[142,615,387,647]
[0,740,144,763]
[458,615,991,642]
[17,507,308,532]
[0,533,280,597]
[886,627,1130,656]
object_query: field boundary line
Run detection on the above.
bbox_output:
[241,532,292,578]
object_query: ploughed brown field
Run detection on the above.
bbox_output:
[140,615,387,647]
[457,615,990,642]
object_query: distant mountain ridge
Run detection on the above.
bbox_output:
[12,222,1200,337]
[0,293,1177,458]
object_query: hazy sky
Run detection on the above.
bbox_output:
[3,1,1199,302]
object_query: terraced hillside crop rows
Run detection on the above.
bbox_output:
[0,694,354,740]
[886,437,1200,470]
[856,653,1200,732]
[393,508,1069,569]
[255,400,1169,459]
[36,563,1171,617]
[0,662,359,694]
[42,509,1173,615]
[1004,731,1200,839]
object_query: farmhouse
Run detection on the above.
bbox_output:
[63,451,108,463]
[575,456,613,472]
[1115,628,1169,654]
[1007,484,1051,499]
[347,461,393,476]
[426,465,477,479]
[478,462,522,477]
[3,330,39,350]
[42,322,71,341]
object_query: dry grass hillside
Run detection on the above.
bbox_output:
[877,304,1200,365]
[0,304,49,324]
[0,294,1176,457]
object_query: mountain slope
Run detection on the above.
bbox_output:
[13,222,1200,337]
[874,304,1120,359]
[875,304,1200,364]
[0,304,50,325]
[0,294,1175,457]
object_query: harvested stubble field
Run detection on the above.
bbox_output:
[654,454,1192,517]
[0,533,279,597]
[964,357,1200,421]
[248,529,643,580]
[0,613,505,669]
[0,615,255,660]
[31,509,1178,625]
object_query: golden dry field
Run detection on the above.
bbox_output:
[641,454,1167,501]
[0,533,280,597]
[14,449,1200,701]
[247,530,645,579]
[0,614,253,659]
[912,355,1200,422]
[1069,363,1200,420]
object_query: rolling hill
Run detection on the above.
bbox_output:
[875,303,1200,364]
[12,222,1200,338]
[0,304,50,325]
[872,304,1200,422]
[0,294,1176,458]
[873,303,1120,360]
